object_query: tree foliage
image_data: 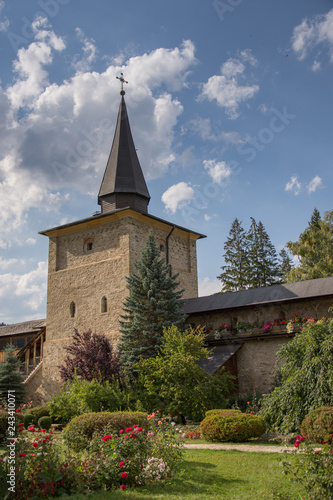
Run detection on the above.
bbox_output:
[59,329,121,383]
[217,218,249,292]
[136,325,234,421]
[0,345,26,404]
[118,232,186,374]
[260,316,333,432]
[218,217,284,291]
[286,208,333,282]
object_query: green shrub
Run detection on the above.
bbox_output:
[200,412,266,442]
[0,410,24,441]
[24,405,50,425]
[23,414,35,429]
[301,406,333,443]
[205,409,242,417]
[38,415,52,430]
[63,411,147,452]
[48,376,138,424]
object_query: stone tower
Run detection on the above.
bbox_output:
[39,79,205,399]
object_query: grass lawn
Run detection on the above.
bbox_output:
[66,449,305,500]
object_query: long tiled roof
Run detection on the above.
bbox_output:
[184,276,333,315]
[0,319,46,337]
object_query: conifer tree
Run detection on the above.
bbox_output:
[118,232,186,374]
[0,345,26,405]
[247,218,279,288]
[217,218,249,292]
[278,248,293,282]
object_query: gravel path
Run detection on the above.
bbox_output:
[183,443,293,453]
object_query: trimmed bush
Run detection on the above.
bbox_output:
[63,411,147,452]
[23,414,35,429]
[301,406,333,443]
[0,410,24,441]
[38,415,52,431]
[24,405,50,425]
[201,412,266,442]
[205,409,242,417]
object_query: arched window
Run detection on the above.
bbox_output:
[101,296,107,313]
[70,301,76,318]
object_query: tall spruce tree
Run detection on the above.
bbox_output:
[118,232,186,374]
[278,248,293,282]
[217,218,249,292]
[0,345,26,405]
[247,218,279,288]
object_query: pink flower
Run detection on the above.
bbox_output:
[136,427,143,432]
[294,440,300,448]
[133,425,138,428]
[119,461,125,468]
[120,484,126,490]
[125,427,132,433]
[121,472,128,479]
[119,430,124,434]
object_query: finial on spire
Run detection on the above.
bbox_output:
[116,72,128,95]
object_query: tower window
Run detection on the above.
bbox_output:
[70,301,76,318]
[101,296,107,313]
[87,242,93,251]
[159,244,165,252]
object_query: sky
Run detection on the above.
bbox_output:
[0,0,332,324]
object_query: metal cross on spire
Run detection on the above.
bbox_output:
[116,72,128,95]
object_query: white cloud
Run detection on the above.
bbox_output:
[204,214,216,221]
[204,159,231,186]
[0,261,47,322]
[26,238,37,245]
[161,182,194,213]
[292,9,333,64]
[312,60,321,71]
[72,28,98,72]
[199,50,259,119]
[0,31,197,247]
[198,277,221,296]
[307,175,323,194]
[285,176,301,195]
[0,0,8,32]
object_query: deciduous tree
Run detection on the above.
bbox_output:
[59,329,121,383]
[286,208,333,282]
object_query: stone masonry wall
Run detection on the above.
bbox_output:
[41,212,200,400]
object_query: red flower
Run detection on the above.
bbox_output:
[294,440,300,448]
[32,442,38,448]
[120,485,126,490]
[42,429,47,432]
[18,423,23,427]
[121,472,128,479]
[19,453,25,457]
[133,425,138,428]
[136,427,143,432]
[102,435,112,442]
[125,427,132,433]
[119,430,124,434]
[119,461,125,468]
[323,440,327,445]
[18,428,23,432]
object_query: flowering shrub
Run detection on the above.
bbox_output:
[0,415,183,497]
[281,434,333,499]
[62,411,147,451]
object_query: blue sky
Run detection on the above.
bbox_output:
[0,0,332,324]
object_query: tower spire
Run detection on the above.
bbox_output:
[98,75,150,214]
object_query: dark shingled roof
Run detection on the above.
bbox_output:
[98,95,150,211]
[184,276,333,315]
[0,319,46,338]
[197,344,243,375]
